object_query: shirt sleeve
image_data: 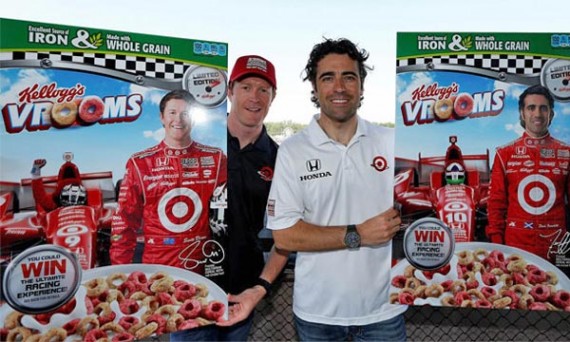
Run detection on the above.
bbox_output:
[31,178,58,212]
[486,149,507,242]
[110,158,143,264]
[266,143,305,230]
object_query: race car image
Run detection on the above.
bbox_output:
[0,153,118,296]
[394,135,491,249]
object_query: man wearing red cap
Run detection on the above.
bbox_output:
[171,56,289,341]
[221,55,289,337]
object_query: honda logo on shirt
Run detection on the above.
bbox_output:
[306,159,321,172]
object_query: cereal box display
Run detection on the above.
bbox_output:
[392,32,570,311]
[0,17,229,339]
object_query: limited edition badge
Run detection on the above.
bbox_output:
[403,217,455,271]
[183,65,228,108]
[2,245,82,314]
[541,58,570,102]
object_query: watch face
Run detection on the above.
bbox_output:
[345,232,361,249]
[183,65,228,108]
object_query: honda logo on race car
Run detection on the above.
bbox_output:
[306,159,321,172]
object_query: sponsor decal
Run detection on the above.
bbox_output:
[517,174,556,215]
[371,156,388,172]
[267,199,275,217]
[156,157,168,167]
[200,156,215,167]
[258,166,274,181]
[558,149,570,159]
[163,237,175,245]
[306,159,321,172]
[181,158,199,168]
[540,149,555,158]
[151,166,176,172]
[183,171,199,178]
[524,160,535,167]
[299,172,332,182]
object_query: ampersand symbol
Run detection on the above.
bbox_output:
[448,34,468,52]
[71,30,97,49]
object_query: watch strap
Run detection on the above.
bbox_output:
[347,224,357,233]
[254,277,272,297]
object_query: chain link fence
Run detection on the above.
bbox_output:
[249,267,570,341]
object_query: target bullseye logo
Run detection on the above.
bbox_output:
[158,188,202,233]
[371,156,388,172]
[517,175,556,215]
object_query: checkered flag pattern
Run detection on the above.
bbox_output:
[1,51,189,79]
[397,54,548,75]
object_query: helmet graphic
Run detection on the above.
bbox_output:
[445,162,465,185]
[59,184,87,206]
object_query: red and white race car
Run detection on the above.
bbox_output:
[394,136,491,244]
[0,154,118,286]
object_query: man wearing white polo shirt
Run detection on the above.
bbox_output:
[266,38,407,341]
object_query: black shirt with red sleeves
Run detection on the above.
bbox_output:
[225,126,278,295]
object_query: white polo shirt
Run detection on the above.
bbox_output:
[267,114,406,326]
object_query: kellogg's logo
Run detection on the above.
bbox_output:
[2,82,143,133]
[401,82,505,126]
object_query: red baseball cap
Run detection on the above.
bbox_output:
[229,55,277,89]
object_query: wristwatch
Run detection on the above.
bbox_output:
[344,224,361,249]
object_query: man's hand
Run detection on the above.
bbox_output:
[31,159,47,179]
[357,207,402,247]
[216,286,266,327]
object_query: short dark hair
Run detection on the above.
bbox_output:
[518,84,554,111]
[159,89,195,114]
[302,38,371,108]
[303,38,371,87]
[518,85,555,128]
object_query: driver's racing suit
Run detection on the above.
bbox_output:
[110,141,227,274]
[486,132,570,261]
